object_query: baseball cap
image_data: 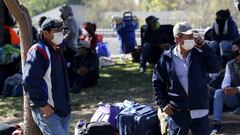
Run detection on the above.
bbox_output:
[173,22,194,37]
[40,18,65,31]
[145,16,159,25]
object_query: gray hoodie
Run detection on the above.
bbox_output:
[60,5,79,48]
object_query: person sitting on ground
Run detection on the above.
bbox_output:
[140,15,174,73]
[211,38,240,133]
[80,22,98,52]
[70,43,99,93]
[210,9,239,68]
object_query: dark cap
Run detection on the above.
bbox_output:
[40,18,64,31]
[145,16,159,25]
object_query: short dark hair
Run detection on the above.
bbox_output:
[39,16,47,27]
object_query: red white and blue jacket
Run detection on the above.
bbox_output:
[22,39,71,117]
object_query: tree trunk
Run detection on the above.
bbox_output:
[0,1,4,47]
[3,0,42,135]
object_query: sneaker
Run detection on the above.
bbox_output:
[211,121,222,134]
[139,67,146,73]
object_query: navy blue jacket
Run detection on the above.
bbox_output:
[212,16,239,42]
[22,39,71,117]
[152,45,220,110]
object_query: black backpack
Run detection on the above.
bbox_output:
[131,46,141,63]
[0,123,16,135]
[75,121,114,135]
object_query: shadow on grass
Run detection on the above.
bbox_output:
[70,62,156,111]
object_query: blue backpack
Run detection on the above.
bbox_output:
[2,73,22,97]
[96,42,111,57]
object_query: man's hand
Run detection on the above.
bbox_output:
[224,87,239,96]
[40,104,54,117]
[194,37,205,49]
[163,104,174,116]
[77,67,88,76]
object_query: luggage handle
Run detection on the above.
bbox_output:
[130,105,146,113]
[123,11,132,17]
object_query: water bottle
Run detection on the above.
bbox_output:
[77,119,86,128]
[74,119,86,135]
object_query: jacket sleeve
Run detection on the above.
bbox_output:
[221,63,231,89]
[152,58,169,109]
[65,18,78,40]
[228,20,240,40]
[22,45,49,107]
[201,44,221,73]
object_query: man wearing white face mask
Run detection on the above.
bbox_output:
[23,18,71,135]
[152,22,220,135]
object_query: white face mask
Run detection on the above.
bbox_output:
[82,29,88,35]
[52,32,64,45]
[182,39,195,50]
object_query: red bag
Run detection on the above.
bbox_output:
[96,34,103,42]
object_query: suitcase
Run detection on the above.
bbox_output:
[75,121,114,135]
[117,105,161,135]
[90,103,123,130]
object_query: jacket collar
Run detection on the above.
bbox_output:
[162,44,203,59]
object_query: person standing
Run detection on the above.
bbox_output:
[60,4,79,49]
[152,22,220,135]
[22,18,71,135]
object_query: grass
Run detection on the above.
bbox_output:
[1,58,240,134]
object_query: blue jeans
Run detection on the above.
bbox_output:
[210,40,232,56]
[213,89,240,121]
[31,108,71,135]
[167,111,210,135]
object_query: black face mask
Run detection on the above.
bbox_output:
[216,18,225,24]
[232,50,240,58]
